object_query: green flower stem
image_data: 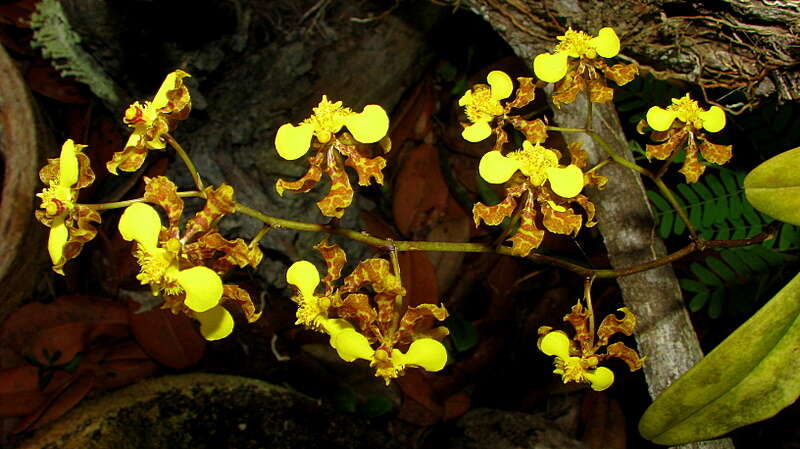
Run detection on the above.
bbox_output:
[249,225,271,248]
[165,133,206,195]
[546,125,698,239]
[233,198,774,279]
[81,191,202,210]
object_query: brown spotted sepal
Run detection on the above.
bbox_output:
[551,59,638,108]
[35,140,100,274]
[107,70,192,174]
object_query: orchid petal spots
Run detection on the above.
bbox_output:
[331,328,374,362]
[48,215,68,264]
[275,123,314,160]
[344,105,389,143]
[195,305,234,341]
[286,260,320,298]
[699,106,726,133]
[151,70,189,111]
[119,203,161,252]
[540,331,571,359]
[462,121,493,143]
[59,140,79,187]
[401,338,447,372]
[534,52,569,83]
[585,366,615,391]
[479,151,521,184]
[176,266,223,312]
[487,70,513,100]
[546,165,584,198]
[646,106,677,131]
[590,27,620,58]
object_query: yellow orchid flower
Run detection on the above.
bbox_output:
[119,202,231,340]
[286,260,332,329]
[107,70,192,174]
[458,70,514,142]
[275,95,389,160]
[645,94,726,133]
[642,94,731,182]
[539,330,614,391]
[38,140,79,265]
[36,139,100,274]
[534,27,620,83]
[478,141,585,198]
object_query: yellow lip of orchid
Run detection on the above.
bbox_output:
[331,327,374,362]
[275,123,315,161]
[646,106,678,132]
[59,139,80,188]
[545,165,584,198]
[584,366,615,391]
[395,338,448,372]
[589,27,620,58]
[534,51,570,83]
[479,150,522,184]
[194,305,234,341]
[175,265,224,313]
[286,260,321,299]
[487,70,513,101]
[342,104,390,144]
[47,215,69,265]
[698,106,726,133]
[118,202,162,252]
[539,330,572,359]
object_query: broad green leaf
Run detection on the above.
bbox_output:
[445,312,478,353]
[744,147,800,226]
[639,272,800,445]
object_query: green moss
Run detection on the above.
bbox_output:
[30,0,120,107]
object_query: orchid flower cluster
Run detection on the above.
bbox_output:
[33,25,735,390]
[286,240,449,384]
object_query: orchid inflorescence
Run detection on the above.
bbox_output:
[34,24,734,388]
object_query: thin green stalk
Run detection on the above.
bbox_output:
[547,125,698,239]
[165,133,205,195]
[82,191,203,210]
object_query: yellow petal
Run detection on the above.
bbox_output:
[275,123,314,160]
[118,202,162,252]
[286,260,320,299]
[48,214,68,265]
[487,70,513,100]
[590,27,620,58]
[320,318,354,337]
[585,366,615,391]
[479,151,521,184]
[400,338,447,372]
[646,106,677,132]
[151,70,190,110]
[458,90,473,107]
[176,266,223,313]
[546,165,584,198]
[699,106,726,133]
[539,331,571,359]
[59,139,80,188]
[462,121,493,143]
[344,105,389,143]
[194,305,234,341]
[533,52,569,83]
[331,328,373,362]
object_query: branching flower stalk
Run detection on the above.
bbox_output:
[32,26,754,387]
